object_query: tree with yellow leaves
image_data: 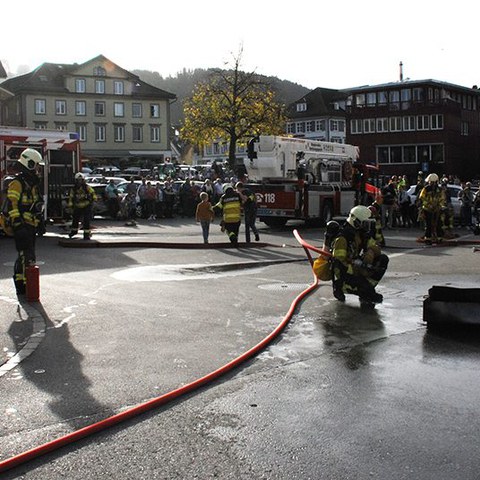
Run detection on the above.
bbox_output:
[181,50,286,172]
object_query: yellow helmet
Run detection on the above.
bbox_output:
[425,173,439,183]
[347,205,371,229]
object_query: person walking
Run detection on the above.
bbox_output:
[235,182,260,242]
[6,148,45,295]
[68,172,97,240]
[195,192,214,243]
[214,184,242,245]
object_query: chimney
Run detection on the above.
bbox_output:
[399,61,404,82]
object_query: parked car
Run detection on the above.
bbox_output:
[407,183,478,220]
[86,176,127,185]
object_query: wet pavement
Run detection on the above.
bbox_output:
[1,218,480,479]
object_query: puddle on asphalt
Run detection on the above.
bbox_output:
[111,264,266,282]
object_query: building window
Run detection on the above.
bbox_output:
[34,122,48,130]
[75,101,86,116]
[377,146,389,163]
[366,92,376,106]
[417,115,429,130]
[389,91,400,110]
[296,102,307,112]
[76,124,87,141]
[296,122,305,133]
[430,114,443,130]
[330,120,340,131]
[413,88,424,102]
[363,119,375,133]
[390,146,402,163]
[315,119,325,131]
[150,125,160,142]
[287,123,295,134]
[377,91,387,105]
[95,102,105,116]
[403,145,416,163]
[306,121,313,133]
[389,117,402,132]
[55,100,67,115]
[403,116,416,131]
[114,102,124,117]
[114,81,124,95]
[132,103,143,118]
[132,125,143,142]
[431,144,444,163]
[114,125,125,142]
[35,99,46,115]
[93,66,106,76]
[376,118,388,133]
[461,121,469,136]
[350,119,362,134]
[338,120,345,132]
[150,104,160,118]
[355,94,365,107]
[95,124,106,142]
[55,123,68,131]
[75,78,86,93]
[95,79,105,94]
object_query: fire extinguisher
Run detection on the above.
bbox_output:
[26,264,40,302]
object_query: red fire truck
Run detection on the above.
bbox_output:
[244,135,379,227]
[0,126,81,233]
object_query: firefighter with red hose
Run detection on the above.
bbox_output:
[6,148,44,295]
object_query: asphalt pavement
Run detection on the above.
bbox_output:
[1,217,480,479]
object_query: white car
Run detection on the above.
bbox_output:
[407,184,477,219]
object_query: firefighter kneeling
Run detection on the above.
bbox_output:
[329,205,389,307]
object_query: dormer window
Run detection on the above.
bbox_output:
[296,102,307,112]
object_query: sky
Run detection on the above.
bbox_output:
[2,0,479,91]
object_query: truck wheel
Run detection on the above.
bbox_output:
[262,217,287,228]
[321,202,333,225]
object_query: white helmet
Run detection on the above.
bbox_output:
[425,173,439,183]
[347,205,372,229]
[18,148,44,170]
[75,172,85,181]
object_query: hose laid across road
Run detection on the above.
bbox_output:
[0,231,322,474]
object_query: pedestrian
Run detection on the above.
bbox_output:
[381,177,397,229]
[122,193,137,226]
[330,205,389,307]
[104,179,120,219]
[195,191,215,243]
[235,182,260,242]
[6,148,45,295]
[137,178,147,218]
[68,172,97,240]
[163,179,176,218]
[458,182,474,227]
[397,184,412,228]
[155,182,165,219]
[214,184,242,245]
[418,173,445,245]
[145,181,157,220]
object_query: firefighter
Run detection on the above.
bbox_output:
[214,184,242,245]
[6,148,44,295]
[330,205,389,307]
[368,194,385,247]
[68,172,97,240]
[418,173,445,245]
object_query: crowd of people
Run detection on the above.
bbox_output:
[370,172,480,244]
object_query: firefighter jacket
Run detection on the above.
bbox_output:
[418,184,445,212]
[68,183,97,210]
[331,223,381,276]
[6,173,42,228]
[215,191,242,223]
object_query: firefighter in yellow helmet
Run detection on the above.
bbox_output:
[418,173,445,245]
[68,172,97,240]
[214,184,242,245]
[330,205,389,307]
[6,148,44,295]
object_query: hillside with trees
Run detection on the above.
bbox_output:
[133,68,310,126]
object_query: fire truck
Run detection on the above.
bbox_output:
[244,135,379,227]
[0,126,81,233]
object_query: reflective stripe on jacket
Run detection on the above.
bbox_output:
[216,192,241,223]
[7,177,41,227]
[68,184,97,209]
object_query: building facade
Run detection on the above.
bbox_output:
[0,55,176,166]
[344,79,480,181]
[286,87,348,143]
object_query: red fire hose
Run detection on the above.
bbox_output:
[0,230,322,474]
